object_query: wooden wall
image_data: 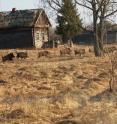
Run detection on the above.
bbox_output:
[33,10,50,48]
[34,27,49,48]
[0,28,33,49]
[73,32,117,44]
[107,32,117,43]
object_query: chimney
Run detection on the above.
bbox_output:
[12,8,16,13]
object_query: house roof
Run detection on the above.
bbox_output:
[0,9,51,29]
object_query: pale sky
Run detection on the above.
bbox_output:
[0,0,39,11]
[0,0,116,27]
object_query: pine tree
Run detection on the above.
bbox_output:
[56,0,82,42]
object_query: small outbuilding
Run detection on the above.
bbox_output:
[72,30,117,45]
[0,8,51,49]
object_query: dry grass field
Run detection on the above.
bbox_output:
[0,45,117,124]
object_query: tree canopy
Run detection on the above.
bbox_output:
[56,0,82,41]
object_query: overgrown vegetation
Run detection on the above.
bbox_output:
[0,47,117,123]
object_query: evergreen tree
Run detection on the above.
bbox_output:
[56,0,82,42]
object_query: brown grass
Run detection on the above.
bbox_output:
[0,45,117,124]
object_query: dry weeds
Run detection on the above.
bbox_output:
[0,46,117,124]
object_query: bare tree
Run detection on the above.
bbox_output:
[75,0,117,56]
[42,0,117,56]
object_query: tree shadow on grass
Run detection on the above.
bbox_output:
[56,120,79,124]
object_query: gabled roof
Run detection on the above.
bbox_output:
[0,9,51,29]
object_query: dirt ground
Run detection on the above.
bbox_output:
[0,46,117,124]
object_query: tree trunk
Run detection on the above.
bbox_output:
[94,34,103,57]
[98,16,105,55]
[92,9,105,57]
[93,14,103,57]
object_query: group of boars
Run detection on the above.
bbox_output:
[2,52,28,62]
[1,46,117,62]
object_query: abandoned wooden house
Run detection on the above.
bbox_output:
[0,8,51,49]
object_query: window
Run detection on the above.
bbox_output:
[36,33,39,40]
[42,33,45,41]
